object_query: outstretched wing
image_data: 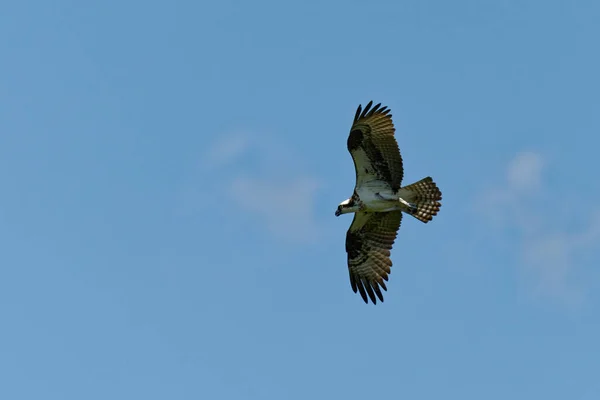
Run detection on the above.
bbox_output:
[347,101,404,191]
[345,211,403,304]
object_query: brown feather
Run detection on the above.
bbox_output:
[345,211,403,304]
[401,177,443,223]
[347,101,404,191]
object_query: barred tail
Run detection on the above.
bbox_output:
[401,177,442,223]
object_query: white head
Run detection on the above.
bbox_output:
[335,198,359,217]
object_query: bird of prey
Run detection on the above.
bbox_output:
[335,101,442,304]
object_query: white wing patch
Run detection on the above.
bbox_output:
[351,148,381,188]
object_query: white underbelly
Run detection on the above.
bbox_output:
[356,183,400,212]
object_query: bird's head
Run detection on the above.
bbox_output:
[335,205,343,217]
[335,198,355,217]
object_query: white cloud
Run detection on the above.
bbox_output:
[202,133,249,168]
[506,152,543,192]
[190,133,321,243]
[229,176,320,243]
[478,151,599,305]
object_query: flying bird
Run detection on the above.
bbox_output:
[335,101,442,304]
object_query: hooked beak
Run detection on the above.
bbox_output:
[335,209,341,217]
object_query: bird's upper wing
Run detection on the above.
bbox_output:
[347,101,404,191]
[345,210,403,304]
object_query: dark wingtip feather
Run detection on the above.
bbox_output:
[350,273,358,294]
[367,103,382,117]
[364,280,378,304]
[373,284,384,303]
[356,279,369,304]
[350,273,388,304]
[354,100,393,123]
[379,279,387,291]
[354,101,373,121]
[354,104,363,122]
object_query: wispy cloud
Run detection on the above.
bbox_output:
[506,151,543,191]
[202,133,249,168]
[190,132,321,243]
[229,176,320,243]
[478,152,600,305]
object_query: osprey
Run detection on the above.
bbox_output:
[335,101,442,304]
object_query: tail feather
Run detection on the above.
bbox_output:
[401,177,442,223]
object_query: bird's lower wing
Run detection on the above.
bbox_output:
[345,211,403,304]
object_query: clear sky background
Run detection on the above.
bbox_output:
[1,1,599,399]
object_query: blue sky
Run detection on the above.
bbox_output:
[1,0,599,399]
